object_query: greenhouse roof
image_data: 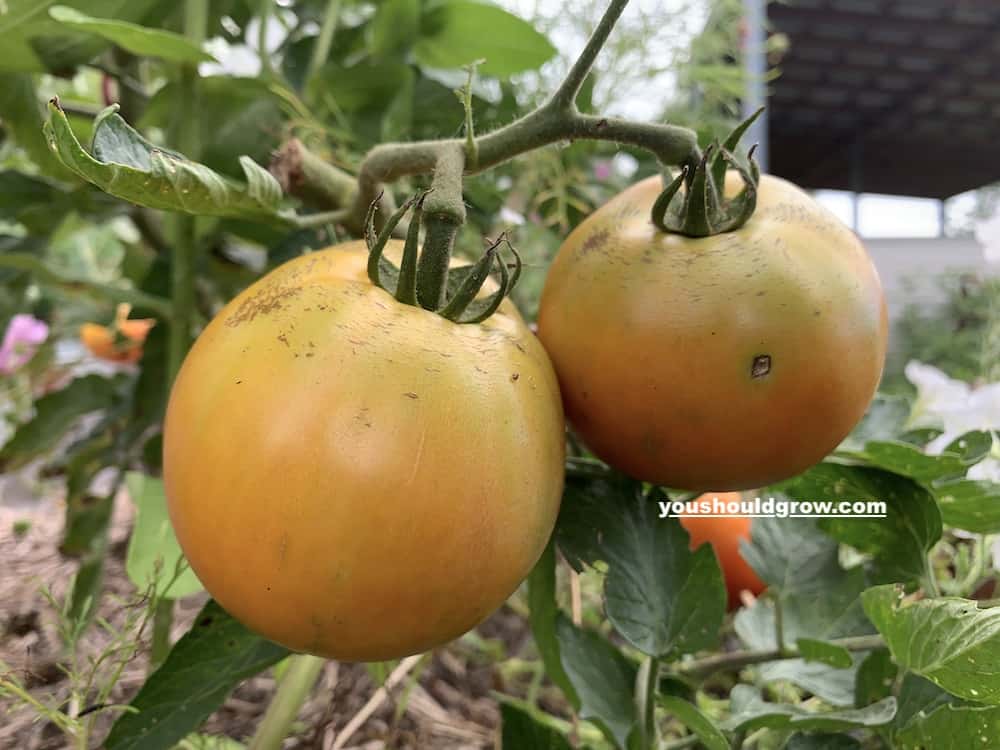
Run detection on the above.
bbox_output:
[767,0,1000,199]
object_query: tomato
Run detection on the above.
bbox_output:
[80,303,155,364]
[537,173,888,491]
[163,241,565,661]
[679,493,765,609]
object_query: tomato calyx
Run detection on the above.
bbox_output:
[651,108,763,238]
[365,192,522,324]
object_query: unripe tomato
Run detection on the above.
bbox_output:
[678,493,764,609]
[164,241,565,661]
[537,173,887,491]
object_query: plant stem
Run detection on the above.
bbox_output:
[307,0,341,85]
[674,634,886,680]
[417,144,466,309]
[549,0,628,110]
[149,598,174,670]
[248,655,326,750]
[258,0,273,76]
[636,656,659,749]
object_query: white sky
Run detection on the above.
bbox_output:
[497,0,979,239]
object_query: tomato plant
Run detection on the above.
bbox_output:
[164,240,565,660]
[2,1,999,750]
[538,172,889,491]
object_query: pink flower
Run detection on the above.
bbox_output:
[593,160,613,181]
[0,314,49,375]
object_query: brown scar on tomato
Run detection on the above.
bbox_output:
[225,284,303,327]
[579,228,610,256]
[751,354,772,378]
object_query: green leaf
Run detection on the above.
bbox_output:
[943,430,995,464]
[933,480,1000,533]
[526,540,578,707]
[370,0,421,57]
[43,101,288,223]
[737,517,875,707]
[500,703,574,750]
[895,702,1000,749]
[48,6,214,63]
[555,615,637,750]
[777,463,942,585]
[797,638,854,669]
[104,600,289,750]
[659,696,728,750]
[784,734,861,750]
[0,74,77,178]
[894,673,964,732]
[556,477,725,659]
[125,473,203,599]
[414,0,556,76]
[840,440,968,482]
[0,374,123,470]
[863,585,1000,704]
[854,648,897,708]
[720,685,896,733]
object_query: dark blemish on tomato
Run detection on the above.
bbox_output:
[814,310,821,316]
[404,392,419,399]
[756,291,766,296]
[226,284,303,327]
[751,354,772,378]
[511,373,520,382]
[235,379,242,384]
[515,343,526,353]
[277,333,290,347]
[580,228,610,256]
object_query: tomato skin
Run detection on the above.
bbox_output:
[678,493,765,609]
[537,174,888,491]
[163,241,565,661]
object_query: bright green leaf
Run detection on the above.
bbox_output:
[48,6,215,63]
[797,638,854,669]
[125,472,203,599]
[863,585,1000,705]
[933,480,1000,534]
[414,0,556,76]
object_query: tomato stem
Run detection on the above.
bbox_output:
[247,655,327,750]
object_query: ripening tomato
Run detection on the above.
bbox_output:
[80,303,155,364]
[679,492,765,609]
[163,241,565,661]
[537,173,888,491]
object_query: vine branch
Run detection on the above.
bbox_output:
[673,634,886,680]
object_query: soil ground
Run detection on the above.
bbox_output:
[0,488,555,749]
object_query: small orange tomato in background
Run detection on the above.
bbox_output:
[80,303,156,364]
[678,492,766,610]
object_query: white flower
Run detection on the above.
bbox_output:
[904,361,1000,480]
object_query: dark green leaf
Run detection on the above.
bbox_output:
[0,374,124,470]
[894,673,964,732]
[104,600,289,750]
[555,615,637,750]
[741,515,842,594]
[659,696,728,750]
[44,102,288,223]
[943,430,994,464]
[854,648,897,708]
[500,702,574,750]
[839,394,914,451]
[556,477,725,658]
[48,6,214,63]
[777,463,942,585]
[526,540,578,707]
[933,480,1000,534]
[797,639,854,669]
[863,585,1000,704]
[720,685,896,732]
[414,1,556,76]
[784,733,861,750]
